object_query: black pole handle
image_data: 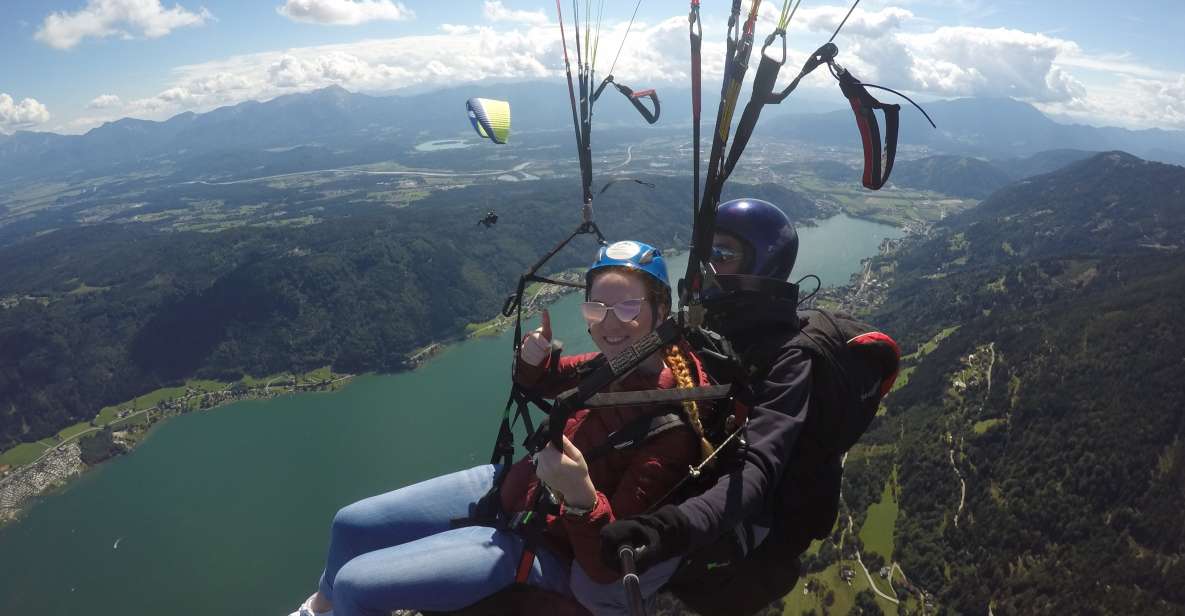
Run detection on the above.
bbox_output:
[619,545,648,616]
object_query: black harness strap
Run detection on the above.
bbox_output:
[598,178,656,196]
[593,76,662,125]
[722,39,836,184]
[547,317,684,449]
[582,412,689,463]
[500,220,605,327]
[584,384,733,409]
[682,0,761,322]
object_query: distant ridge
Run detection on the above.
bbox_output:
[769,96,1185,165]
[889,149,1097,198]
[2,84,1183,185]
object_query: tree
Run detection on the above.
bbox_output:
[855,590,885,615]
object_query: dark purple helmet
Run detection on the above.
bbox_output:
[715,198,798,281]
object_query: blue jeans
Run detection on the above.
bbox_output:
[318,464,682,616]
[319,465,571,615]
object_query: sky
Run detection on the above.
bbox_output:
[1,0,1183,135]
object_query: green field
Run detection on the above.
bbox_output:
[789,174,975,228]
[860,471,900,562]
[3,369,339,468]
[785,560,900,616]
[973,418,1005,434]
[57,421,95,441]
[0,442,51,466]
[904,325,961,361]
[302,367,333,383]
[239,372,290,388]
[892,365,915,392]
[67,282,111,295]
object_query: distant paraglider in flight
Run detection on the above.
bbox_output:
[466,97,511,145]
[477,210,498,228]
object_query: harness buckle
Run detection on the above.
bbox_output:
[509,510,534,530]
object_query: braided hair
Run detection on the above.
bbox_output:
[588,265,716,462]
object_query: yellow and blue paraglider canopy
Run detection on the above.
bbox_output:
[467,97,511,144]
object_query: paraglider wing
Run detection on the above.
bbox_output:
[467,97,511,144]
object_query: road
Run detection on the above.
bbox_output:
[607,145,634,171]
[950,443,966,528]
[180,162,533,186]
[0,404,156,489]
[847,513,901,604]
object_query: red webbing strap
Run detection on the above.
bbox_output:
[515,547,535,583]
[837,67,901,190]
[847,95,882,189]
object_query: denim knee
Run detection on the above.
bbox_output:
[330,558,373,616]
[330,500,376,546]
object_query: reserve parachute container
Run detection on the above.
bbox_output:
[467,97,511,144]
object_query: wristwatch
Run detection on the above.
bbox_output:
[563,494,598,518]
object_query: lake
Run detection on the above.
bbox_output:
[0,214,903,615]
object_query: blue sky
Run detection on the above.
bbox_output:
[2,0,1183,134]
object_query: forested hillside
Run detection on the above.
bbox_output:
[0,176,814,450]
[889,155,1013,199]
[865,152,1185,613]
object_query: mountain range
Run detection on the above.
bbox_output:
[2,83,1183,187]
[768,95,1185,165]
[886,149,1099,199]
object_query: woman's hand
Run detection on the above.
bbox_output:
[535,435,597,510]
[520,309,553,367]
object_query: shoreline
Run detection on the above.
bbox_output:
[0,373,353,528]
[0,217,918,530]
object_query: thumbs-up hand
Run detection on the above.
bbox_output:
[520,309,553,367]
[535,435,596,510]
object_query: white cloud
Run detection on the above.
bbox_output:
[277,0,413,25]
[1037,73,1185,130]
[81,22,556,124]
[482,1,548,25]
[88,94,123,109]
[791,6,914,40]
[440,24,475,36]
[0,94,52,132]
[1136,75,1185,128]
[893,27,1085,102]
[35,0,211,50]
[52,5,1185,132]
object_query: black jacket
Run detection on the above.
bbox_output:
[677,324,814,548]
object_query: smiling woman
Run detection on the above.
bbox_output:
[282,239,713,616]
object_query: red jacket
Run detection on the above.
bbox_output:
[501,343,709,584]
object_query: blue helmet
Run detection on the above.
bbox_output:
[587,240,670,289]
[715,198,798,281]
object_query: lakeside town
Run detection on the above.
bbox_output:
[0,372,352,527]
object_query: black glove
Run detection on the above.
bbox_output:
[599,504,692,574]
